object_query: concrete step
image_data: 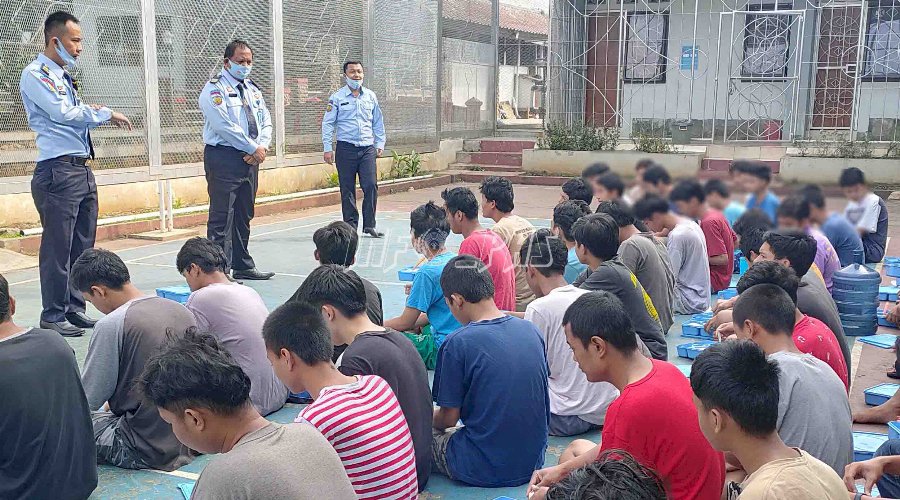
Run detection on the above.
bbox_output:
[495,128,543,140]
[701,158,781,174]
[453,171,570,186]
[455,151,522,167]
[449,163,523,173]
[479,139,536,153]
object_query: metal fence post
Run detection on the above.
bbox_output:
[436,0,443,139]
[272,0,286,167]
[140,0,163,179]
[492,0,500,136]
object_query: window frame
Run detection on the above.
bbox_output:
[622,11,670,84]
[862,0,900,81]
[740,3,793,80]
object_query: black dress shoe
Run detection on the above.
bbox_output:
[66,311,97,328]
[232,268,275,280]
[40,320,85,337]
[363,227,384,238]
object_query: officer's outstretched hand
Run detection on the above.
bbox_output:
[324,151,334,165]
[110,112,133,131]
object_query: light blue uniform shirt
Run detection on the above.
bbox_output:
[321,85,386,153]
[564,247,588,284]
[199,70,272,154]
[20,54,111,162]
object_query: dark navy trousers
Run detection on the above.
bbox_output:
[203,145,258,272]
[31,158,98,323]
[335,141,378,230]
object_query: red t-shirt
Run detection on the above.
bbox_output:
[599,360,725,500]
[700,209,736,293]
[793,314,849,391]
[458,229,516,311]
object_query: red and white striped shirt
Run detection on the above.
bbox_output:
[297,375,418,499]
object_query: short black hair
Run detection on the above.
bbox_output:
[563,291,638,352]
[293,265,367,317]
[669,179,706,204]
[799,184,826,209]
[70,248,131,293]
[313,221,358,266]
[479,176,515,213]
[570,213,620,261]
[553,200,593,241]
[441,187,479,220]
[632,194,670,220]
[763,229,816,277]
[635,158,655,171]
[595,200,636,228]
[776,194,810,222]
[547,450,667,500]
[520,229,568,277]
[733,209,774,238]
[44,11,79,44]
[839,167,866,187]
[732,284,796,336]
[736,260,799,305]
[440,255,494,303]
[410,201,450,251]
[224,39,253,59]
[176,237,227,274]
[140,328,251,415]
[582,162,610,180]
[262,301,334,364]
[642,165,671,186]
[732,160,772,183]
[562,177,594,205]
[690,340,781,438]
[0,273,10,322]
[343,61,363,73]
[738,228,767,261]
[596,172,625,198]
[703,179,730,198]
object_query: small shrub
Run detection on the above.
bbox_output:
[632,132,674,153]
[387,150,423,179]
[538,121,619,151]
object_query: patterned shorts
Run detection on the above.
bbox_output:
[92,411,150,470]
[431,426,461,479]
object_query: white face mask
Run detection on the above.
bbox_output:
[346,77,363,90]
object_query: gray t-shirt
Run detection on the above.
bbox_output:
[798,269,851,378]
[667,219,711,314]
[186,282,288,416]
[619,232,676,333]
[769,350,853,475]
[191,422,356,500]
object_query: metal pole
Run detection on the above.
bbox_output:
[166,179,174,231]
[688,0,700,121]
[615,3,625,130]
[436,0,443,139]
[492,0,500,135]
[272,0,286,167]
[713,12,724,143]
[157,180,167,232]
[849,3,868,136]
[791,13,805,140]
[140,0,163,176]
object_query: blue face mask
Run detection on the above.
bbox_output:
[346,77,363,90]
[54,38,77,68]
[227,61,252,81]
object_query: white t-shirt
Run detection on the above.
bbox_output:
[844,192,881,234]
[524,285,617,424]
[668,218,711,314]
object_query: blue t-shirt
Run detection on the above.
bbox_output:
[406,251,461,345]
[822,212,864,267]
[746,191,780,223]
[433,315,550,487]
[564,247,588,284]
[723,201,746,228]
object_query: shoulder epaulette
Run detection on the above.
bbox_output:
[209,75,220,84]
[40,64,51,76]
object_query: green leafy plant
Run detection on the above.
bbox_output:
[538,121,619,151]
[325,171,340,188]
[792,131,877,158]
[632,131,674,154]
[173,197,185,209]
[387,150,423,179]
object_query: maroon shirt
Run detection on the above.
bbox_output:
[700,209,736,293]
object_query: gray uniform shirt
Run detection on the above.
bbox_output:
[619,232,676,333]
[667,219,711,314]
[798,269,851,378]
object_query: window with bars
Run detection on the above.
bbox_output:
[623,12,668,83]
[741,5,792,79]
[864,0,900,80]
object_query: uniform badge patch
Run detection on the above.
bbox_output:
[56,84,67,95]
[40,64,51,76]
[38,76,56,92]
[326,104,333,112]
[210,90,224,106]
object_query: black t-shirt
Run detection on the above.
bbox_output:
[0,328,97,500]
[338,328,433,491]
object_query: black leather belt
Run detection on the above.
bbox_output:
[56,155,90,166]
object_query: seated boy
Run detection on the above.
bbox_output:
[528,291,724,500]
[800,184,864,267]
[690,340,848,499]
[263,301,418,499]
[441,187,516,310]
[480,176,536,311]
[521,230,617,436]
[634,194,711,314]
[570,213,668,359]
[594,172,627,205]
[177,237,287,416]
[732,284,853,474]
[71,249,195,470]
[432,255,550,487]
[595,200,675,333]
[552,200,592,284]
[776,194,841,292]
[732,160,779,223]
[840,167,888,263]
[640,164,673,199]
[385,201,462,348]
[140,328,356,500]
[670,180,737,294]
[0,273,97,499]
[561,176,594,205]
[294,264,433,491]
[581,162,611,199]
[546,450,667,500]
[704,178,745,228]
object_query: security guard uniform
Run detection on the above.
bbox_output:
[20,53,110,327]
[198,69,272,273]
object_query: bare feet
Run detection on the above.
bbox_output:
[853,399,900,424]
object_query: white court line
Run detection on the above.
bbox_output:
[128,262,406,287]
[147,469,200,481]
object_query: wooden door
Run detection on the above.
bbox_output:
[812,6,861,129]
[585,14,621,127]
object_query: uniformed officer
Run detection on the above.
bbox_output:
[20,11,133,337]
[322,61,386,238]
[199,40,274,280]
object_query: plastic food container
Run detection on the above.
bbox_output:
[864,383,900,406]
[885,257,900,278]
[854,431,890,462]
[880,286,900,302]
[155,285,192,304]
[878,311,898,329]
[858,333,899,348]
[398,266,420,282]
[677,341,716,360]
